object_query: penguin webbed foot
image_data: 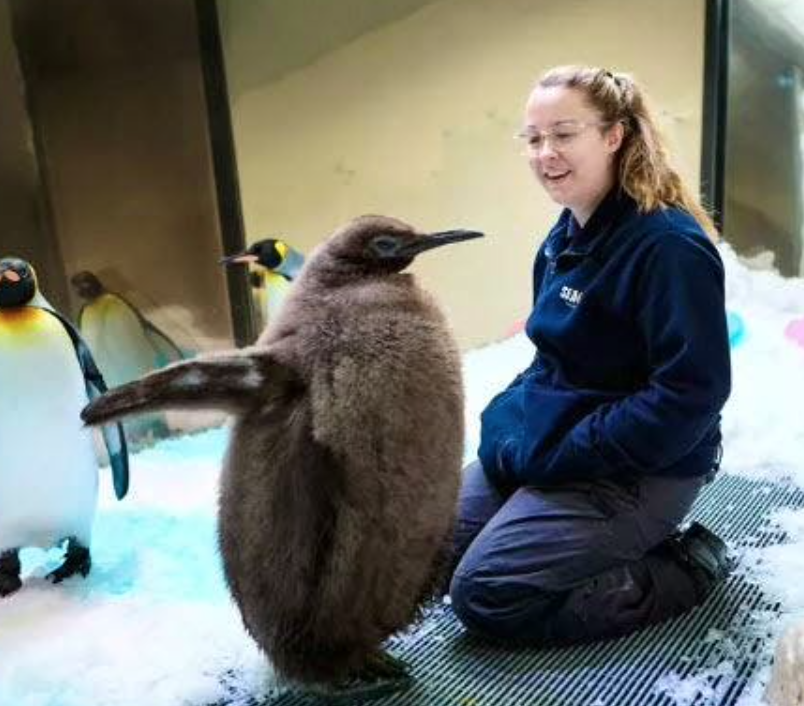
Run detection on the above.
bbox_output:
[0,549,22,597]
[47,539,91,584]
[358,650,412,681]
[305,651,412,702]
[0,574,22,597]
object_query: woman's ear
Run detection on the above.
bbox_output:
[605,121,625,153]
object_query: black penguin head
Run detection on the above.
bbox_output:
[220,238,304,281]
[322,215,484,275]
[0,257,37,308]
[219,239,281,269]
[70,271,105,301]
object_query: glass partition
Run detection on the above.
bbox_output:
[724,0,804,276]
[0,0,236,445]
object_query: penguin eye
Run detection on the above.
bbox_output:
[10,265,29,281]
[369,235,402,258]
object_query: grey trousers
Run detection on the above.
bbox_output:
[448,460,708,645]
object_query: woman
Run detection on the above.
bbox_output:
[449,66,732,645]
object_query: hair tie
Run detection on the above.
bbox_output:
[605,70,623,87]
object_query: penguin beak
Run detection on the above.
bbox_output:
[0,270,21,283]
[219,253,259,266]
[398,230,484,258]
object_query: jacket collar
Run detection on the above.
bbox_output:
[544,187,635,262]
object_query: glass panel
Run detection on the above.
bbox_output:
[725,0,804,276]
[0,0,235,446]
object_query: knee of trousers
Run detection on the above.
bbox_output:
[449,571,555,642]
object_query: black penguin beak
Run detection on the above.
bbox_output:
[398,230,484,258]
[219,253,259,266]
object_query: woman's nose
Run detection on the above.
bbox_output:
[535,139,560,159]
[531,148,559,171]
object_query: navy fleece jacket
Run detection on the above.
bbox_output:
[478,189,731,486]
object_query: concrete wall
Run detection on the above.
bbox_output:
[0,0,68,308]
[222,0,707,349]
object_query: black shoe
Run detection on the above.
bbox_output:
[669,522,732,600]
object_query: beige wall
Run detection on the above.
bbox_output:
[223,0,706,349]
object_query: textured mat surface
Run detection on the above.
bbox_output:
[216,474,804,706]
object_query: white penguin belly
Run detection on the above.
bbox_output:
[0,311,98,552]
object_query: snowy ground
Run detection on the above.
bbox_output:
[2,244,804,706]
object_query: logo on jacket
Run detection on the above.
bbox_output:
[560,286,584,307]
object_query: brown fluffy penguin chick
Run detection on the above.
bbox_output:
[81,215,483,691]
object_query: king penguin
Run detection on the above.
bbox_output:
[220,238,304,332]
[71,271,185,446]
[0,258,128,597]
[82,216,482,694]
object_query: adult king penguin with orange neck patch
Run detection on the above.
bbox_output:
[82,216,482,697]
[0,257,128,597]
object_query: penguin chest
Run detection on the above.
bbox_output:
[0,309,98,551]
[80,294,155,386]
[263,272,291,320]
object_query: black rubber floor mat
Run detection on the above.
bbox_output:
[213,473,804,706]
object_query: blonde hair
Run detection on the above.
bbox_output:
[536,65,718,240]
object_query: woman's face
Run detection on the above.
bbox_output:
[522,86,623,224]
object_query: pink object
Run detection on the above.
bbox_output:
[785,318,804,348]
[506,319,525,337]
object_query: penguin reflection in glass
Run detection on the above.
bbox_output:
[220,238,304,331]
[0,258,128,597]
[71,271,185,446]
[83,216,481,695]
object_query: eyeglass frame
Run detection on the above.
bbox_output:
[514,120,618,154]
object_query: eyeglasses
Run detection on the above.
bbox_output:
[514,120,612,154]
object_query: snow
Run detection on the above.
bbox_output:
[0,429,274,706]
[2,243,804,705]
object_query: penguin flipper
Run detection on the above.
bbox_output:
[143,321,186,366]
[31,305,131,500]
[70,321,130,500]
[81,350,296,425]
[86,380,130,500]
[113,292,188,365]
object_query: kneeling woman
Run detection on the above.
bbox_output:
[450,66,732,644]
